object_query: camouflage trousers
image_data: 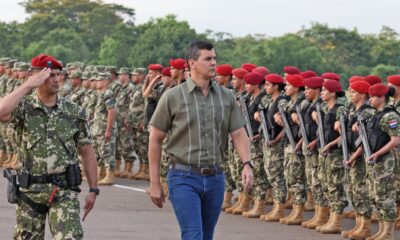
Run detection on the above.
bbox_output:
[133,127,149,165]
[231,149,244,192]
[393,148,400,203]
[94,135,116,169]
[251,138,269,200]
[115,122,136,163]
[263,141,287,203]
[223,145,237,193]
[304,148,325,206]
[316,152,329,207]
[368,153,397,222]
[346,157,372,218]
[14,186,83,240]
[284,145,307,205]
[319,149,348,213]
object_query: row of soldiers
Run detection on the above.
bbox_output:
[214,63,400,240]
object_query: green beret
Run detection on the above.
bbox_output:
[118,67,132,75]
[131,67,146,75]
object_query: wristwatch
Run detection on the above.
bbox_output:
[89,188,100,196]
[243,160,254,169]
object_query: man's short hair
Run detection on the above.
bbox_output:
[186,41,214,61]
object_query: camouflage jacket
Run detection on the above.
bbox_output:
[109,80,123,97]
[116,83,135,126]
[129,83,145,129]
[93,89,117,137]
[68,86,86,106]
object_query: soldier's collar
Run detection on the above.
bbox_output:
[32,93,63,112]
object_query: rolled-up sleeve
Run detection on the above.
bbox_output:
[228,93,246,133]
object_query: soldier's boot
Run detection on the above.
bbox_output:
[312,207,330,230]
[349,217,371,239]
[244,199,265,218]
[304,191,315,211]
[136,164,150,181]
[280,204,296,224]
[343,209,356,219]
[0,150,7,167]
[366,221,384,240]
[265,202,285,222]
[265,188,274,205]
[128,163,143,179]
[320,212,342,234]
[394,204,400,230]
[341,215,361,238]
[98,168,114,185]
[232,193,251,215]
[302,205,319,228]
[226,192,243,214]
[113,159,123,177]
[260,201,276,221]
[97,166,106,181]
[285,193,294,209]
[285,204,305,225]
[120,162,133,178]
[373,222,394,240]
[371,210,379,223]
[222,191,233,211]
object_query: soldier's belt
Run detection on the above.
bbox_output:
[169,163,223,176]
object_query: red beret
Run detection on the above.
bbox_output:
[244,72,264,85]
[232,68,248,79]
[364,75,382,86]
[323,80,342,92]
[349,76,365,84]
[283,66,301,75]
[148,64,163,71]
[350,81,370,94]
[161,67,171,77]
[388,75,400,86]
[169,58,186,69]
[322,72,340,81]
[304,77,324,89]
[241,63,257,72]
[184,62,188,68]
[216,64,233,76]
[286,74,304,87]
[252,66,269,77]
[369,83,389,97]
[31,54,63,70]
[300,70,317,79]
[265,74,284,84]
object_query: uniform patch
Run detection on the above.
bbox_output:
[389,120,397,128]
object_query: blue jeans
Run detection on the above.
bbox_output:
[168,169,225,240]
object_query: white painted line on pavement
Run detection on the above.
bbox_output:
[112,184,146,193]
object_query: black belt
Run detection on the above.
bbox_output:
[18,171,66,184]
[169,163,223,176]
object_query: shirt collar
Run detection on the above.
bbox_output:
[187,77,217,93]
[31,93,63,113]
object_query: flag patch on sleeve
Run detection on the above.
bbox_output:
[389,120,397,129]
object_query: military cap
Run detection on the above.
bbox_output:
[350,81,370,94]
[131,68,146,75]
[0,57,11,65]
[31,54,62,70]
[96,72,111,81]
[321,72,340,81]
[69,71,82,79]
[95,65,106,72]
[170,58,186,69]
[232,68,248,79]
[12,62,21,71]
[252,66,269,77]
[369,83,389,97]
[85,65,95,72]
[244,72,264,85]
[323,79,342,93]
[216,64,233,76]
[5,59,17,69]
[241,63,257,72]
[148,64,163,71]
[286,74,304,87]
[300,70,317,79]
[304,77,324,89]
[90,71,98,80]
[364,75,382,86]
[349,76,365,84]
[388,75,400,86]
[284,66,301,75]
[162,67,171,77]
[19,63,30,72]
[105,66,118,73]
[265,74,285,84]
[118,67,132,75]
[81,71,91,80]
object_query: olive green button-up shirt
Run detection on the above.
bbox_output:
[149,77,246,167]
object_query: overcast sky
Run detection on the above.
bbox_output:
[0,0,399,37]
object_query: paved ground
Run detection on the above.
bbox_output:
[1,167,399,239]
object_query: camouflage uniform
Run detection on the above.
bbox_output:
[115,76,136,163]
[319,103,348,213]
[280,96,307,205]
[93,89,117,169]
[260,94,287,203]
[366,106,400,221]
[389,99,400,204]
[129,83,148,165]
[11,94,91,240]
[346,104,374,218]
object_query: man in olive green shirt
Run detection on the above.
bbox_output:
[148,41,254,240]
